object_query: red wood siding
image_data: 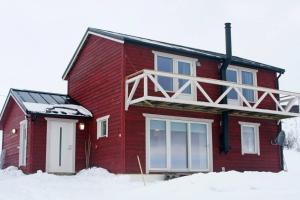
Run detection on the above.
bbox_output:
[123,43,281,173]
[28,116,46,172]
[125,106,280,173]
[1,98,28,171]
[67,35,125,173]
[214,116,280,172]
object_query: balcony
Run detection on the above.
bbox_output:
[125,69,300,120]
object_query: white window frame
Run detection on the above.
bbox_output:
[19,119,27,167]
[144,113,213,173]
[239,121,260,155]
[97,115,110,139]
[153,51,198,100]
[227,65,258,104]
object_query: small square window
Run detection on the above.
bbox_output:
[239,122,260,155]
[97,115,110,139]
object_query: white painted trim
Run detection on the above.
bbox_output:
[18,119,27,167]
[238,121,261,127]
[152,51,198,62]
[62,30,124,80]
[45,118,78,123]
[97,115,110,138]
[239,122,260,156]
[144,114,213,173]
[143,113,214,123]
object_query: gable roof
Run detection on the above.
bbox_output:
[62,27,285,79]
[0,89,92,123]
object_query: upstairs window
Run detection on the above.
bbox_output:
[154,51,197,97]
[97,115,110,139]
[157,56,173,91]
[226,66,257,103]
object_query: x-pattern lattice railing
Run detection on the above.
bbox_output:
[125,70,300,118]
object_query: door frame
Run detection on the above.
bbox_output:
[19,119,27,167]
[45,118,78,173]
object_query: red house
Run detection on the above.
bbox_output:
[0,23,299,175]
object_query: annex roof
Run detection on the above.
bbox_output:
[0,89,92,122]
[62,27,285,79]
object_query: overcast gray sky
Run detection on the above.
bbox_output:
[0,0,300,109]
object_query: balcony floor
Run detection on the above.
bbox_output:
[133,100,294,120]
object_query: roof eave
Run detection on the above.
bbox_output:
[0,89,28,124]
[27,112,92,119]
[62,28,124,80]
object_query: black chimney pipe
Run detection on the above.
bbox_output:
[225,23,232,60]
[220,23,232,153]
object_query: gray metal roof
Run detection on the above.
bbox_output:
[11,89,76,106]
[88,28,285,73]
[0,89,92,120]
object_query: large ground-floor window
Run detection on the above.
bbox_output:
[144,114,213,173]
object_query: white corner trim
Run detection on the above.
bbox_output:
[96,115,110,122]
[143,113,214,123]
[238,121,261,127]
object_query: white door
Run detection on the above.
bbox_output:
[46,119,77,173]
[19,120,27,167]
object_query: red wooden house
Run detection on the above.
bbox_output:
[1,23,299,175]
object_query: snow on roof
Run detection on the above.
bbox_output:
[0,89,92,121]
[23,102,92,117]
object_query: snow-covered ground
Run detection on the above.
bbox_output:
[0,150,299,200]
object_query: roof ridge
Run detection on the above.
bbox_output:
[88,27,225,57]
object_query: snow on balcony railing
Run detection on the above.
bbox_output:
[125,70,300,118]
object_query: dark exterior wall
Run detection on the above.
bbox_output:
[66,35,125,173]
[1,98,28,171]
[123,42,280,173]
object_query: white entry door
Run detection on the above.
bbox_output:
[46,118,77,173]
[19,120,28,167]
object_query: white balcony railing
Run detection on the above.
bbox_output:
[125,69,300,118]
